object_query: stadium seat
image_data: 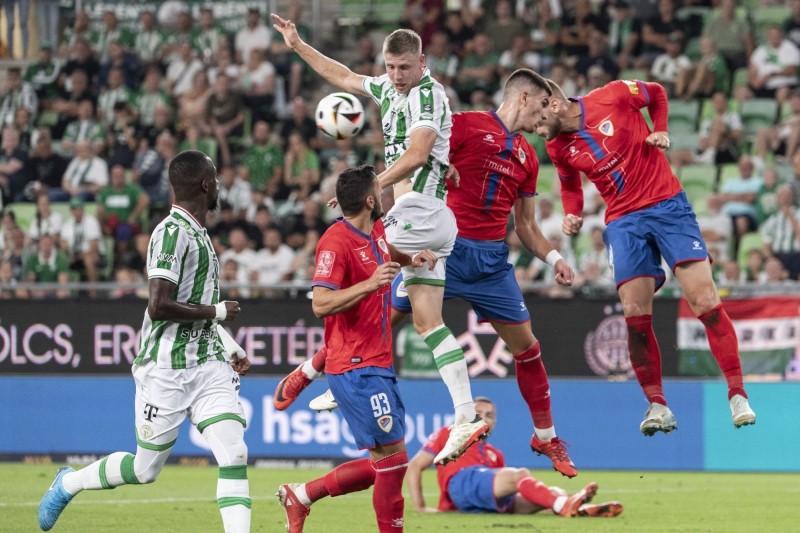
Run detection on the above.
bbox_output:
[683,181,712,216]
[679,164,718,191]
[684,37,703,62]
[740,98,779,139]
[619,68,647,81]
[718,163,740,188]
[753,7,791,40]
[670,131,701,151]
[668,100,700,133]
[737,232,765,270]
[536,164,557,196]
[731,68,749,94]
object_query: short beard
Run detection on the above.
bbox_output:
[208,193,219,211]
[370,194,383,222]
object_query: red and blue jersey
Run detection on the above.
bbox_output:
[447,110,539,241]
[423,426,506,511]
[545,80,683,224]
[312,218,393,375]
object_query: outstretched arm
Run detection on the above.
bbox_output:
[271,13,368,97]
[407,448,437,512]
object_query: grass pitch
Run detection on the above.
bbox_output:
[2,463,796,532]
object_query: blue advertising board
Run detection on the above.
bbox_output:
[2,376,797,471]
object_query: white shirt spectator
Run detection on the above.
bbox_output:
[235,24,272,66]
[63,156,109,191]
[166,56,205,96]
[219,247,257,297]
[252,243,294,285]
[750,39,800,90]
[650,53,692,84]
[60,213,104,255]
[27,211,63,242]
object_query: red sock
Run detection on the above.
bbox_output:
[311,346,327,373]
[698,304,746,399]
[513,343,553,429]
[371,451,408,532]
[305,458,375,502]
[516,475,557,509]
[625,315,666,405]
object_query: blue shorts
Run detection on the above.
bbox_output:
[604,191,708,291]
[391,237,530,324]
[447,466,514,513]
[327,366,405,450]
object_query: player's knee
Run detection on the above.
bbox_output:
[218,439,248,467]
[133,458,163,484]
[622,301,649,317]
[687,287,720,315]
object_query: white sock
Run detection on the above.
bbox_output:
[422,325,475,424]
[295,483,312,506]
[62,451,134,494]
[301,359,321,380]
[552,495,567,514]
[534,426,557,441]
[217,467,251,533]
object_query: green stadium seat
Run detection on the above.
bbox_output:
[683,181,712,216]
[737,232,765,270]
[684,37,703,62]
[679,164,718,191]
[753,7,791,40]
[740,98,779,139]
[619,68,647,81]
[718,163,740,188]
[670,132,701,151]
[536,164,557,196]
[731,67,749,94]
[668,100,700,133]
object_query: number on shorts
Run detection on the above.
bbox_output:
[370,393,391,417]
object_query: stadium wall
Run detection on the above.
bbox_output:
[2,376,797,472]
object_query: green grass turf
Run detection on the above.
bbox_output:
[3,463,797,532]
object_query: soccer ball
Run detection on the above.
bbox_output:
[315,92,366,140]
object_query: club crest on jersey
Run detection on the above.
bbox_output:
[377,238,389,254]
[599,120,614,137]
[518,147,526,163]
[623,80,639,94]
[377,415,393,432]
[316,250,336,277]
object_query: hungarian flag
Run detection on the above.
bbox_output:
[677,297,800,377]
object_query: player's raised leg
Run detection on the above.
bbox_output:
[492,321,576,477]
[273,346,327,410]
[675,260,756,428]
[203,420,251,532]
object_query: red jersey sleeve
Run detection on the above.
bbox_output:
[547,142,584,216]
[450,112,466,153]
[422,427,449,456]
[312,233,348,289]
[519,140,538,198]
[490,444,506,468]
[613,80,669,132]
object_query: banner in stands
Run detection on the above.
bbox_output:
[0,298,680,377]
[677,297,800,377]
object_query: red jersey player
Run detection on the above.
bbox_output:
[407,397,622,518]
[277,165,436,533]
[276,70,581,478]
[537,79,756,435]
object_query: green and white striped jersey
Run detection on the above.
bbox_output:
[363,68,452,200]
[136,205,225,369]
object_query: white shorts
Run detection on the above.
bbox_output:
[133,359,245,446]
[385,191,457,285]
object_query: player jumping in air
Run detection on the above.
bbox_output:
[275,70,580,477]
[407,397,622,517]
[536,79,756,435]
[38,151,252,532]
[276,165,437,533]
[271,13,488,464]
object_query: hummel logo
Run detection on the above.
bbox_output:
[692,241,702,250]
[484,134,494,142]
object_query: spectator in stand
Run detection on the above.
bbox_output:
[674,36,730,102]
[548,63,577,102]
[99,41,140,91]
[48,69,94,140]
[177,70,211,139]
[62,11,92,49]
[756,167,782,226]
[60,197,105,287]
[208,73,246,167]
[606,0,640,71]
[669,91,742,168]
[716,258,743,285]
[121,232,149,274]
[269,1,310,101]
[649,33,691,97]
[697,193,734,263]
[282,131,320,204]
[96,164,149,265]
[279,96,317,147]
[0,66,38,127]
[139,104,176,149]
[219,227,257,297]
[208,46,241,87]
[574,28,620,83]
[2,0,29,58]
[424,32,459,88]
[754,89,800,168]
[499,35,545,81]
[132,131,174,211]
[134,10,165,69]
[28,130,69,201]
[455,33,500,103]
[535,194,563,242]
[166,42,205,98]
[60,139,109,202]
[110,266,147,300]
[764,255,791,284]
[193,7,227,63]
[351,36,381,77]
[2,226,26,281]
[703,0,754,71]
[739,25,800,105]
[25,44,62,100]
[637,0,684,68]
[743,248,767,283]
[577,65,611,97]
[136,67,173,129]
[27,192,63,244]
[0,257,27,298]
[443,10,475,60]
[484,0,527,55]
[559,0,605,59]
[97,68,134,128]
[240,48,276,124]
[243,120,284,193]
[250,227,294,293]
[760,184,800,280]
[37,0,60,51]
[63,39,101,87]
[0,208,18,249]
[577,225,612,283]
[13,106,34,154]
[721,156,764,257]
[0,127,29,204]
[287,229,319,283]
[220,259,245,300]
[235,8,271,65]
[106,102,139,169]
[95,9,134,64]
[23,233,71,299]
[282,198,328,250]
[250,204,280,244]
[61,99,105,156]
[218,165,253,218]
[163,10,195,62]
[786,0,800,50]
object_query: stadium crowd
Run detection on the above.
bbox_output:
[1,0,800,300]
